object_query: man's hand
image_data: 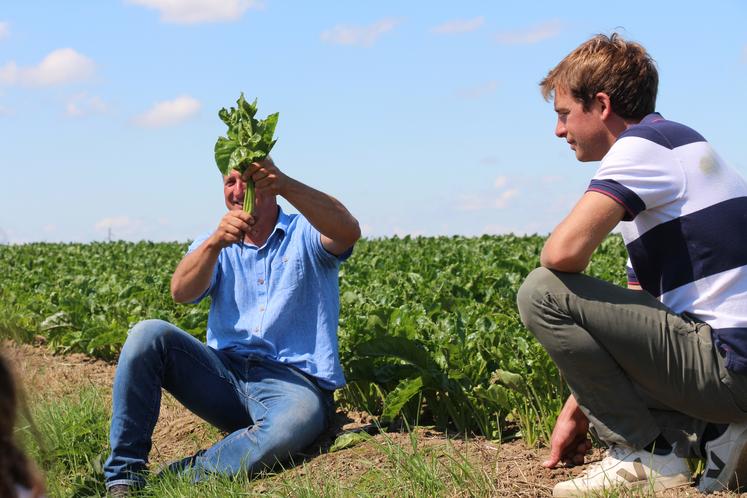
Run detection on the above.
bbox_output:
[210,210,254,249]
[243,157,288,196]
[543,395,592,468]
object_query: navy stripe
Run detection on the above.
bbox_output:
[626,265,638,284]
[626,196,747,297]
[713,328,747,374]
[588,179,646,221]
[619,118,705,150]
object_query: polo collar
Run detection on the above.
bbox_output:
[640,112,664,125]
[274,206,291,234]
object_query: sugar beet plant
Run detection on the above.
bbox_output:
[0,242,208,359]
[214,93,278,214]
[0,235,628,442]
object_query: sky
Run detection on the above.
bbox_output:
[1,1,746,243]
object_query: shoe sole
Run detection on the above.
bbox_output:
[699,427,747,493]
[553,474,692,497]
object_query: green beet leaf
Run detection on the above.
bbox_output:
[214,93,279,213]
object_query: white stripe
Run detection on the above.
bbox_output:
[660,266,747,329]
[616,142,746,239]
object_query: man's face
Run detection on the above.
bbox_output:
[223,170,245,211]
[553,87,612,162]
[222,169,277,214]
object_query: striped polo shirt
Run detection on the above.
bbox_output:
[587,113,747,373]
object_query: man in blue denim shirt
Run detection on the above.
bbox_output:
[104,157,360,494]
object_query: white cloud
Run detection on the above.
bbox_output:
[495,20,563,45]
[66,93,108,117]
[742,45,747,64]
[0,48,95,87]
[494,188,519,208]
[431,16,484,35]
[0,105,12,117]
[456,80,498,99]
[0,22,9,40]
[480,156,499,166]
[494,176,508,189]
[133,95,201,127]
[321,18,401,47]
[126,0,261,24]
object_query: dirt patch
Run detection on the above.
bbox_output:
[3,342,744,497]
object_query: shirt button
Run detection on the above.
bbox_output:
[258,278,265,285]
[259,306,265,312]
[254,327,259,333]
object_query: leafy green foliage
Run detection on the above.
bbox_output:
[214,93,278,213]
[0,235,629,442]
[0,241,208,359]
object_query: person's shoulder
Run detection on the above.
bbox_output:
[618,114,706,151]
[187,230,215,254]
[281,211,308,234]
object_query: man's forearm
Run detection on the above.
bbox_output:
[281,177,360,248]
[170,238,221,303]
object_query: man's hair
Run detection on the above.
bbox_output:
[540,33,658,120]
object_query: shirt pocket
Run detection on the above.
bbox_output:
[269,255,303,292]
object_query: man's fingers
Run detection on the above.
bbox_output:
[242,163,260,181]
[542,444,563,468]
[576,439,592,453]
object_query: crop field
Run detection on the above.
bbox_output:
[0,235,628,439]
[6,234,711,497]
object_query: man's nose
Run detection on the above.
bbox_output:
[555,120,566,138]
[234,179,246,196]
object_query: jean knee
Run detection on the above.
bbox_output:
[122,319,180,358]
[274,389,326,443]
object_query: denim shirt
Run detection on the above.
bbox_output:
[187,208,351,390]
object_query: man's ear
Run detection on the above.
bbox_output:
[595,92,613,120]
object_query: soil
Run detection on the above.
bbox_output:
[4,342,745,497]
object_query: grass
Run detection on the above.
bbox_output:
[17,386,109,497]
[15,383,502,497]
[8,366,730,498]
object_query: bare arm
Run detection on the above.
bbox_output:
[171,210,253,303]
[541,191,625,273]
[247,158,361,256]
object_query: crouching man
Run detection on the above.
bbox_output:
[103,157,360,495]
[517,33,747,496]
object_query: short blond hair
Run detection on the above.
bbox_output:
[540,33,658,120]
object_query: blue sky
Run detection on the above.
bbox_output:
[1,1,745,243]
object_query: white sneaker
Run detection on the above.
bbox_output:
[552,444,691,497]
[699,421,747,493]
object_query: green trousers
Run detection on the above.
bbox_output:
[517,267,747,456]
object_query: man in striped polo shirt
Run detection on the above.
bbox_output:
[517,33,747,497]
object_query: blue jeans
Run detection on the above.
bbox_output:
[104,319,333,488]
